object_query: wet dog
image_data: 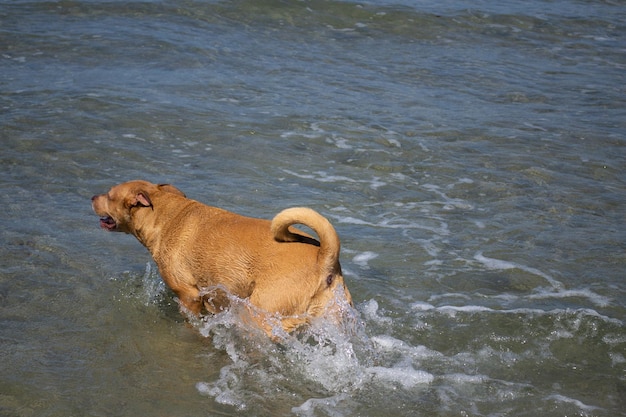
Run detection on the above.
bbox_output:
[91,180,352,336]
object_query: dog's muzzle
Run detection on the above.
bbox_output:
[99,216,117,231]
[92,195,117,231]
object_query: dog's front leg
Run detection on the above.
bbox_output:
[177,289,203,316]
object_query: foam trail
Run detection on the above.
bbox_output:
[474,251,563,289]
[528,289,611,307]
[409,302,623,325]
[544,394,601,412]
[331,213,449,236]
[282,169,386,189]
[474,252,614,307]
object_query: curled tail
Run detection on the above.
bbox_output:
[271,207,340,273]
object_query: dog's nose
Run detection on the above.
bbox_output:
[91,195,97,201]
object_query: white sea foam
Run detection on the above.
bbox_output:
[368,365,434,388]
[360,299,393,325]
[329,212,449,237]
[370,334,405,350]
[545,394,601,412]
[196,366,248,410]
[528,288,611,307]
[474,251,564,289]
[443,373,489,384]
[332,215,371,225]
[282,169,387,189]
[280,131,321,140]
[352,251,378,268]
[410,301,436,311]
[437,305,494,317]
[421,183,475,210]
[602,333,626,346]
[410,299,622,326]
[427,293,471,302]
[370,334,442,361]
[326,137,352,149]
[292,394,351,417]
[608,352,625,366]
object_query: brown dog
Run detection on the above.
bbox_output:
[91,180,352,335]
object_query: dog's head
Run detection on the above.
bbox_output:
[91,180,185,233]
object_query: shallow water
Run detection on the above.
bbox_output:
[1,0,625,416]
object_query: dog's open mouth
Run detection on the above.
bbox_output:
[99,216,117,231]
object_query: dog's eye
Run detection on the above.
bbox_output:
[326,275,333,286]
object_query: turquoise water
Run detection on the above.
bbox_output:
[1,0,625,416]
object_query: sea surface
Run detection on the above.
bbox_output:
[1,0,625,416]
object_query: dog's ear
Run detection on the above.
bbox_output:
[158,183,186,198]
[130,192,152,208]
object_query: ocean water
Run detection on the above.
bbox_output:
[1,0,625,416]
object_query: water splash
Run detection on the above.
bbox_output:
[192,288,435,412]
